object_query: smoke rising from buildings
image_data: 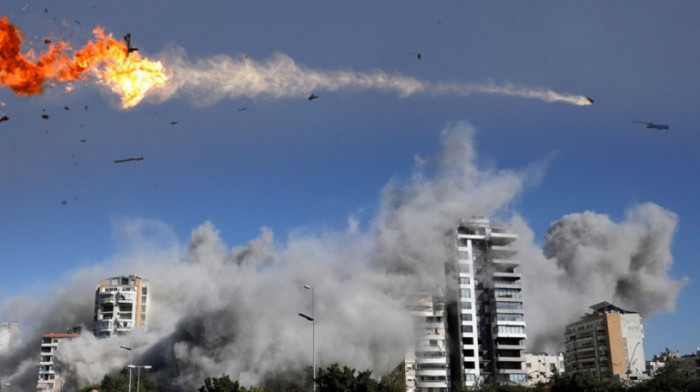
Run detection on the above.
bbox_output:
[0,122,685,390]
[152,51,593,106]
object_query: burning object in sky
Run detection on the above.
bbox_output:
[0,16,167,109]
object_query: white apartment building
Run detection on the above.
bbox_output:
[565,302,645,382]
[446,217,526,388]
[523,352,565,385]
[406,295,450,392]
[0,321,21,352]
[37,329,81,391]
[93,275,149,338]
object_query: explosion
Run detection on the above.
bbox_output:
[0,16,167,108]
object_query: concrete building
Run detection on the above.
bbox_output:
[647,347,700,378]
[406,295,450,392]
[446,217,526,388]
[0,322,21,352]
[93,275,149,338]
[37,329,81,391]
[564,302,645,382]
[523,352,565,385]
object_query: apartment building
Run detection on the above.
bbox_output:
[93,275,149,338]
[564,302,645,381]
[37,329,81,391]
[446,217,526,388]
[406,295,450,392]
[523,352,565,385]
[0,321,21,352]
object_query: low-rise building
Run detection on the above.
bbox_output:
[37,329,81,391]
[564,302,645,382]
[524,352,565,385]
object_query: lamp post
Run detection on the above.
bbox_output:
[128,365,152,392]
[298,284,315,392]
[120,339,133,392]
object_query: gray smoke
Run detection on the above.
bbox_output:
[149,51,592,106]
[0,122,685,390]
[520,204,687,351]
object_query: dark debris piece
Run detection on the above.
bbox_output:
[0,115,9,123]
[41,114,49,119]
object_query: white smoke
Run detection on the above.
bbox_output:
[149,51,592,106]
[0,122,685,390]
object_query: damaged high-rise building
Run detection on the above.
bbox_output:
[93,275,149,338]
[445,217,527,389]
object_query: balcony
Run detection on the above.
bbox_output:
[492,258,520,269]
[96,321,113,332]
[496,343,525,350]
[496,355,525,362]
[117,293,136,303]
[490,245,517,257]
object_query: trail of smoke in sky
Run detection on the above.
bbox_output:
[154,51,592,106]
[0,123,683,391]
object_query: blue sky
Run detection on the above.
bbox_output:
[1,1,698,360]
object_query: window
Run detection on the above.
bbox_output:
[494,288,521,298]
[142,287,148,295]
[141,296,147,303]
[461,302,472,310]
[111,279,118,285]
[460,289,471,298]
[496,314,524,322]
[460,277,470,285]
[465,374,476,382]
[461,314,472,321]
[462,325,473,333]
[121,278,129,285]
[497,325,525,334]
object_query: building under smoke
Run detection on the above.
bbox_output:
[37,329,81,391]
[93,275,149,338]
[564,302,646,382]
[445,217,527,389]
[0,322,21,352]
[405,295,450,391]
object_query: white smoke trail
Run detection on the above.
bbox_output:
[152,51,592,106]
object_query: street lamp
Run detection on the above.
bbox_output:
[128,365,152,392]
[298,284,315,392]
[120,344,133,392]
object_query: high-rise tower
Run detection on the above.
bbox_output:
[446,217,526,388]
[93,275,149,338]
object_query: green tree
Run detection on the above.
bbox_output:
[198,375,241,392]
[91,367,160,392]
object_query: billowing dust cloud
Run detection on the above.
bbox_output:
[0,123,685,390]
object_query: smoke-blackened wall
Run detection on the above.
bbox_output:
[0,122,686,390]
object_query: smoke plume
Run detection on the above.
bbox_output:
[154,51,593,106]
[0,122,685,390]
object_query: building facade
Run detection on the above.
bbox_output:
[93,275,149,338]
[564,302,645,381]
[523,352,565,385]
[406,295,450,392]
[37,330,81,391]
[0,321,21,352]
[446,217,526,389]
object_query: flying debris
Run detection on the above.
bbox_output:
[170,121,178,125]
[123,33,139,56]
[308,94,319,101]
[64,106,70,110]
[417,53,421,60]
[0,115,9,123]
[113,155,144,164]
[80,139,87,143]
[41,114,49,119]
[633,121,669,130]
[44,38,51,44]
[585,97,594,104]
[238,107,247,111]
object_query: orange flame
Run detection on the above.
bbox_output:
[0,16,167,108]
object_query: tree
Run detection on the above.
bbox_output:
[91,367,160,392]
[198,375,241,392]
